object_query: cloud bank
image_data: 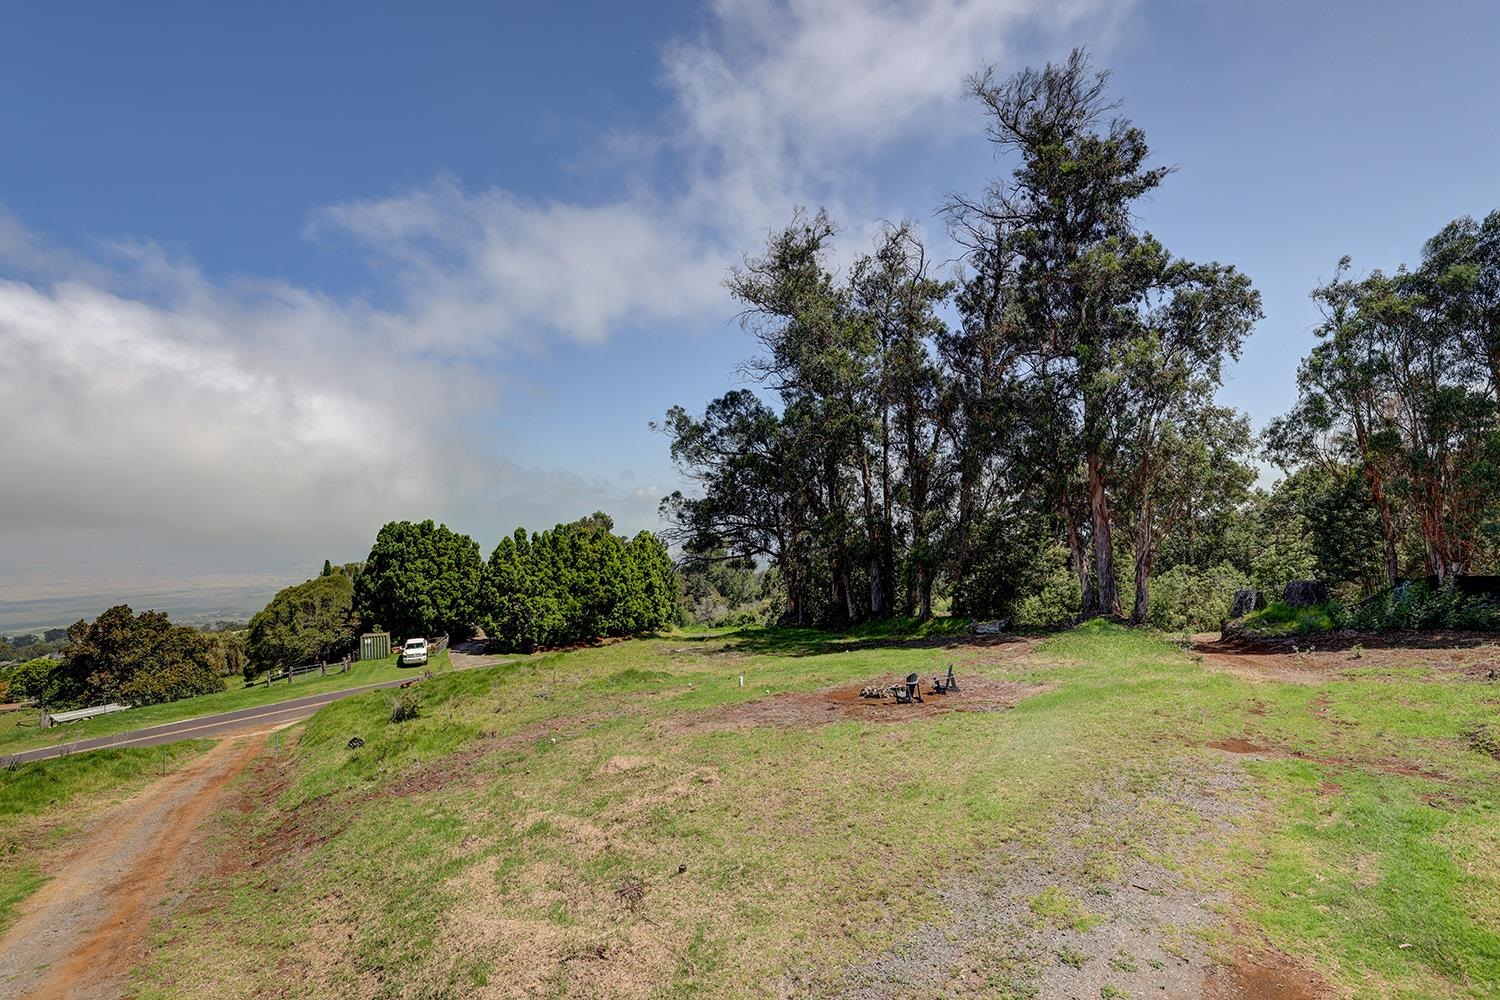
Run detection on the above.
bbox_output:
[0,0,1130,607]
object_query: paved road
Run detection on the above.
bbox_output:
[4,652,512,765]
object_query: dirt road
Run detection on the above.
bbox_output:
[0,733,268,999]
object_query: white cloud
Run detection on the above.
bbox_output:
[0,0,1134,609]
[313,0,1135,350]
[314,179,727,348]
[0,271,438,548]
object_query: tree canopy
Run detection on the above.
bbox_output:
[247,573,357,679]
[662,49,1261,629]
[355,520,486,639]
[484,514,677,652]
[32,606,226,708]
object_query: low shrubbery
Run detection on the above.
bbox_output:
[1338,581,1500,631]
[387,689,421,723]
[1011,546,1083,628]
[1229,581,1500,636]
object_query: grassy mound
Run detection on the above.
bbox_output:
[1235,600,1338,637]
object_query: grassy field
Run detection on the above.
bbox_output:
[0,740,213,934]
[0,650,457,756]
[95,622,1500,997]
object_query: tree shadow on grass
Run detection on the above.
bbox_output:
[722,622,1039,659]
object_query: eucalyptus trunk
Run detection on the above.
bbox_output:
[1086,449,1120,617]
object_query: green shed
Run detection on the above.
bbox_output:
[359,632,392,661]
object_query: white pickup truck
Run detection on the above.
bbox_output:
[400,637,429,666]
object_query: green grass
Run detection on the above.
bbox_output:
[0,866,45,936]
[1238,599,1338,636]
[0,650,460,756]
[0,739,213,816]
[1030,886,1104,932]
[120,620,1500,998]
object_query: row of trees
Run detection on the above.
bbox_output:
[352,514,677,654]
[486,513,677,651]
[663,50,1261,626]
[1268,212,1500,583]
[235,515,678,679]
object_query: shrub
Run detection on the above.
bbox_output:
[387,690,421,723]
[5,657,71,705]
[1012,546,1083,628]
[1337,581,1500,632]
[1146,563,1248,632]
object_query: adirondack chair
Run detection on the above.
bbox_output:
[891,672,923,704]
[931,664,959,694]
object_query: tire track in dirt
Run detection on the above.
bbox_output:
[0,732,268,999]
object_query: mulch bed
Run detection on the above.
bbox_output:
[662,677,1042,733]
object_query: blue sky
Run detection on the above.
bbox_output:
[2,0,1498,622]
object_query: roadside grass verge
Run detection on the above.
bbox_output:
[0,739,213,935]
[0,651,460,756]
[134,621,1500,998]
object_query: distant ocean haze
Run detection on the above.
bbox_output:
[0,573,298,633]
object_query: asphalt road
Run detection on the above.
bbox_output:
[5,652,511,765]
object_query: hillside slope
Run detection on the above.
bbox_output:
[131,623,1500,998]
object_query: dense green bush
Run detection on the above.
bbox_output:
[483,513,679,651]
[1012,546,1083,628]
[1338,581,1500,631]
[955,508,1060,619]
[1145,563,1248,632]
[4,656,70,705]
[1238,600,1338,636]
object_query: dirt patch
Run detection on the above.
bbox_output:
[420,853,685,1000]
[1204,946,1331,999]
[1193,632,1500,685]
[0,733,267,999]
[1206,737,1451,782]
[661,677,1042,734]
[381,742,499,799]
[952,635,1044,666]
[597,755,654,776]
[1210,738,1272,754]
[801,764,1251,998]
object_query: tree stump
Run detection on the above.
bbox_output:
[1281,580,1329,608]
[1229,588,1265,618]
